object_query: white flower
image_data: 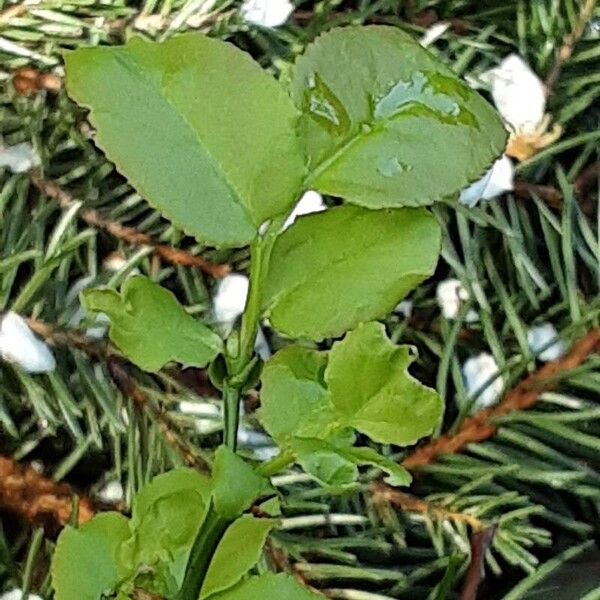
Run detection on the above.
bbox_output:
[96,480,124,503]
[459,155,514,207]
[283,190,326,231]
[420,22,451,47]
[213,273,249,331]
[0,590,43,600]
[241,0,294,27]
[0,142,41,173]
[436,279,478,322]
[527,323,566,362]
[481,54,546,134]
[0,312,56,373]
[462,352,504,412]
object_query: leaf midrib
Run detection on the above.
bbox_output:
[118,49,253,229]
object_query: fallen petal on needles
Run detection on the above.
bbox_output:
[241,0,294,27]
[462,352,504,413]
[481,54,561,160]
[0,312,56,373]
[459,155,514,206]
[0,142,41,173]
[527,322,567,362]
[283,190,327,231]
[436,279,478,322]
[213,273,249,333]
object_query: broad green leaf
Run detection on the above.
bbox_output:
[343,446,411,487]
[291,26,506,208]
[84,276,222,372]
[211,446,273,519]
[292,438,410,488]
[259,346,337,444]
[263,205,440,340]
[52,513,130,600]
[291,438,358,488]
[201,516,276,599]
[121,468,211,593]
[130,468,211,528]
[326,322,443,445]
[65,34,304,248]
[212,573,322,600]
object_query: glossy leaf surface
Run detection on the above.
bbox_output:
[291,26,506,208]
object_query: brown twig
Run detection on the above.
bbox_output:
[513,180,564,211]
[514,161,598,215]
[12,68,62,96]
[0,457,94,530]
[403,328,600,469]
[545,0,597,96]
[459,526,497,600]
[107,357,210,472]
[574,161,600,197]
[30,173,231,278]
[371,482,484,531]
[0,3,26,22]
[26,316,109,358]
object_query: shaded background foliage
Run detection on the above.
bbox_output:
[0,0,599,598]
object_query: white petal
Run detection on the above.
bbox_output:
[481,54,546,133]
[0,312,56,373]
[282,190,326,231]
[459,155,514,206]
[0,142,41,173]
[237,426,272,447]
[436,279,471,320]
[420,22,451,47]
[213,273,249,331]
[179,401,221,434]
[395,300,413,319]
[462,352,504,412]
[85,312,110,340]
[481,155,514,199]
[253,446,280,461]
[96,480,124,503]
[0,590,43,600]
[254,326,271,361]
[241,0,294,27]
[527,323,566,362]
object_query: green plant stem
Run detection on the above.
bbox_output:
[222,381,241,451]
[176,503,232,600]
[224,218,282,450]
[257,449,296,477]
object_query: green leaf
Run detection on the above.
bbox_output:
[84,276,222,372]
[212,573,322,600]
[201,516,276,599]
[343,446,411,487]
[122,469,211,595]
[130,468,211,528]
[291,437,358,488]
[291,26,506,208]
[325,322,443,445]
[52,513,130,600]
[65,34,304,248]
[263,205,440,340]
[259,346,336,444]
[291,438,410,488]
[211,446,273,519]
